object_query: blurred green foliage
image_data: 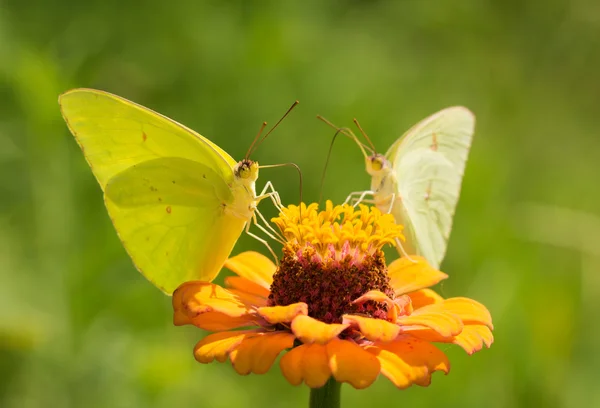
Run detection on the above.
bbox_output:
[1,0,600,407]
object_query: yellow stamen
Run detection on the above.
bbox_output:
[271,201,404,254]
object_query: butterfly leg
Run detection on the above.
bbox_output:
[254,181,286,240]
[385,193,396,214]
[395,237,417,263]
[349,197,376,206]
[344,190,375,207]
[378,192,415,262]
[257,181,284,212]
[245,218,280,264]
[253,208,285,243]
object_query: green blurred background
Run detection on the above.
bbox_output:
[2,1,599,407]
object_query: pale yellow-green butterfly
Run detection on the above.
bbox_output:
[320,107,475,269]
[60,88,292,294]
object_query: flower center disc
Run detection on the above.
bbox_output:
[268,201,404,324]
[269,244,394,323]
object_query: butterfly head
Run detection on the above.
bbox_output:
[365,154,388,176]
[234,159,259,182]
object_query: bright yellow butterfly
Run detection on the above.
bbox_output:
[60,88,283,294]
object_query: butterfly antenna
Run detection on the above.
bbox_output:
[248,101,299,158]
[316,115,373,158]
[353,118,377,153]
[246,122,268,160]
[317,127,347,205]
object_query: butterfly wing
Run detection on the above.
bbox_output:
[60,88,237,189]
[386,107,475,268]
[60,89,245,293]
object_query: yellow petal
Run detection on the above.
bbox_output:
[408,325,494,355]
[230,332,295,375]
[365,346,427,388]
[280,344,331,388]
[224,251,275,289]
[291,315,349,345]
[387,257,448,296]
[407,289,444,309]
[173,281,251,319]
[194,330,257,363]
[225,276,270,299]
[258,303,308,324]
[343,315,400,342]
[326,338,380,389]
[452,325,494,354]
[353,290,393,304]
[397,308,463,337]
[366,335,449,389]
[352,290,399,321]
[442,297,494,329]
[394,295,413,317]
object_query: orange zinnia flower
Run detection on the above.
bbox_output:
[173,201,493,389]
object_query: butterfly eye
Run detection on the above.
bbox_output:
[236,159,259,180]
[239,165,251,179]
[370,156,385,171]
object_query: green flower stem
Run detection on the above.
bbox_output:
[309,378,341,408]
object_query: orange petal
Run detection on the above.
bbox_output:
[224,251,275,289]
[225,276,270,299]
[442,298,494,329]
[280,343,331,388]
[291,315,349,345]
[343,315,400,342]
[408,325,494,355]
[407,289,444,309]
[258,303,308,324]
[326,338,380,389]
[194,330,258,363]
[173,281,251,319]
[187,312,259,331]
[366,335,449,389]
[226,288,268,308]
[397,308,463,337]
[229,332,295,375]
[388,256,448,295]
[279,345,305,386]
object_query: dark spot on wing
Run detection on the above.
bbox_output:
[203,174,207,179]
[166,206,172,214]
[172,180,176,184]
[142,132,147,142]
[158,197,162,202]
[150,186,158,192]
